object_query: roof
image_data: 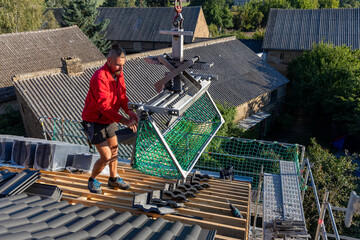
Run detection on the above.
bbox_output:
[14,37,289,122]
[0,26,105,101]
[50,7,204,43]
[239,39,264,53]
[97,7,202,43]
[263,8,360,51]
[0,193,216,239]
[1,165,251,239]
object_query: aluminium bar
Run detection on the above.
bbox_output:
[327,203,340,240]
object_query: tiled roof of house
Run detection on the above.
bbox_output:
[263,8,360,51]
[0,26,105,102]
[239,39,264,53]
[0,192,216,239]
[14,37,288,122]
[1,165,251,239]
[97,7,202,43]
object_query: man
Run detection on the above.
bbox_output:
[82,46,138,194]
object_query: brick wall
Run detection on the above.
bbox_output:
[265,50,303,76]
[193,8,210,39]
[15,88,44,138]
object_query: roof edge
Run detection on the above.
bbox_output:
[0,26,79,38]
[126,36,236,60]
[12,60,105,81]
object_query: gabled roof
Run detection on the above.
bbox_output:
[0,26,105,100]
[263,8,360,51]
[13,37,288,122]
[97,7,203,43]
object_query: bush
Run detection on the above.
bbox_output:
[0,106,25,136]
[252,27,265,40]
[303,138,359,237]
[208,24,219,38]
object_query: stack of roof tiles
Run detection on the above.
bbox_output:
[0,193,216,240]
[0,169,40,197]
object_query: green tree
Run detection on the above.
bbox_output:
[287,43,360,135]
[146,0,171,7]
[101,0,136,7]
[42,10,60,29]
[290,0,319,8]
[200,0,233,32]
[303,138,359,237]
[233,1,263,30]
[45,0,69,7]
[0,0,45,33]
[62,0,111,54]
[318,0,339,7]
[340,0,360,7]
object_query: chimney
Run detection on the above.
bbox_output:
[61,56,83,76]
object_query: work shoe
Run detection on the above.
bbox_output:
[88,178,102,194]
[108,177,131,190]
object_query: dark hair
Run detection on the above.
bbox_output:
[108,44,126,58]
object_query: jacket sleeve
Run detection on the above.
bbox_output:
[91,75,123,123]
[119,75,130,114]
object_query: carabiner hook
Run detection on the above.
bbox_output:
[174,0,182,13]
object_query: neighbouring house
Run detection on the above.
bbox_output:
[14,36,288,139]
[50,7,209,54]
[263,8,360,76]
[0,26,105,113]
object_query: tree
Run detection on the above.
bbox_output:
[201,0,233,32]
[42,10,60,29]
[233,1,263,30]
[290,0,319,8]
[62,0,111,54]
[303,138,359,237]
[0,0,45,34]
[146,0,171,7]
[318,0,339,7]
[101,0,136,7]
[340,0,360,7]
[287,43,360,135]
[45,0,69,7]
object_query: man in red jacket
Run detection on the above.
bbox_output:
[82,46,138,194]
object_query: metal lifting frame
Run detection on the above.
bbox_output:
[128,0,224,180]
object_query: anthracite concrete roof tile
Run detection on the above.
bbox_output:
[0,193,217,239]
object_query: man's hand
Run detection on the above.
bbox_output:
[128,110,139,123]
[119,117,138,133]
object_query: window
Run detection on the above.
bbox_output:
[280,52,285,60]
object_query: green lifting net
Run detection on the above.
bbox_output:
[131,93,223,179]
[194,137,304,189]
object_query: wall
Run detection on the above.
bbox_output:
[14,87,45,139]
[193,8,210,39]
[265,50,303,76]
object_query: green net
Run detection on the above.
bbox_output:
[194,137,304,189]
[131,93,223,179]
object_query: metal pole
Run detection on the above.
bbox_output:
[252,165,263,240]
[307,158,328,239]
[315,191,329,240]
[301,163,310,201]
[327,203,341,240]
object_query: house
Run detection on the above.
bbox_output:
[50,7,210,54]
[263,8,360,75]
[0,26,105,113]
[13,36,288,139]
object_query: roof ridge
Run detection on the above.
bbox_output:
[127,36,236,60]
[0,26,78,38]
[12,60,105,81]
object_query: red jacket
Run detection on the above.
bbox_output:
[82,63,130,124]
